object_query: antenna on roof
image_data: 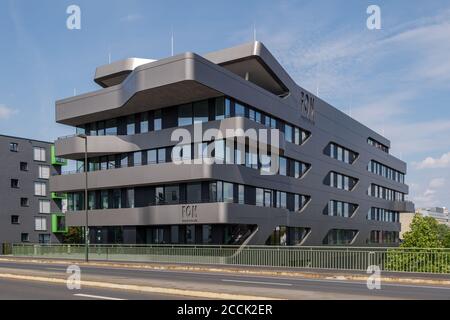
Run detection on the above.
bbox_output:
[253,23,257,42]
[108,45,111,64]
[316,78,319,97]
[171,26,174,56]
[73,88,77,96]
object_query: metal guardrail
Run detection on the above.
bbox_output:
[9,244,450,274]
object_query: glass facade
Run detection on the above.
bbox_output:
[328,172,358,191]
[368,184,405,202]
[67,180,310,213]
[328,143,358,164]
[367,207,400,223]
[326,200,358,218]
[323,229,358,245]
[368,160,405,184]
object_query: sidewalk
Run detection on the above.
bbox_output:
[1,256,449,286]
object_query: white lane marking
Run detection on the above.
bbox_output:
[222,279,293,286]
[45,267,66,271]
[74,294,126,300]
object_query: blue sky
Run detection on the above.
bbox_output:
[1,0,449,208]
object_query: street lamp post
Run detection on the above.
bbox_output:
[78,134,89,262]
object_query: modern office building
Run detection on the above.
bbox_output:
[0,135,66,247]
[51,42,414,246]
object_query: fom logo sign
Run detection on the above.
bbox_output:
[300,91,315,124]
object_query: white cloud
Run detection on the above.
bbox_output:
[414,152,450,169]
[429,178,446,189]
[0,105,18,120]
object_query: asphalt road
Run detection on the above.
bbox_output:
[0,277,190,300]
[0,259,449,300]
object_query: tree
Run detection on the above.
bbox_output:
[401,214,443,248]
[62,227,83,244]
[437,224,450,248]
[386,215,450,273]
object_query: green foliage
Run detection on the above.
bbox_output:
[385,214,450,273]
[62,227,83,244]
[401,214,443,248]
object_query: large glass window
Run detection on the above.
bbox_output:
[154,110,162,131]
[105,119,117,135]
[193,101,209,124]
[158,148,166,163]
[140,113,149,133]
[165,185,179,204]
[178,104,193,126]
[187,183,202,204]
[133,152,142,167]
[223,182,234,203]
[235,103,246,117]
[238,185,245,204]
[285,125,293,143]
[127,115,135,135]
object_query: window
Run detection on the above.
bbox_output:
[11,215,20,224]
[39,234,51,244]
[264,190,273,207]
[279,157,287,176]
[193,101,209,124]
[285,125,293,143]
[256,188,264,207]
[20,162,28,171]
[21,233,29,242]
[328,143,357,164]
[158,148,166,163]
[140,113,149,133]
[186,183,202,204]
[34,182,47,196]
[328,172,358,191]
[165,185,179,204]
[323,229,357,245]
[10,142,18,152]
[235,103,246,117]
[238,185,245,204]
[178,104,193,126]
[215,97,231,120]
[33,147,46,162]
[133,152,142,167]
[154,110,162,131]
[11,179,19,188]
[35,217,47,231]
[327,200,357,218]
[223,182,234,203]
[147,149,157,164]
[127,115,136,135]
[105,119,118,135]
[276,191,287,209]
[21,198,29,207]
[126,188,135,208]
[39,200,51,214]
[39,165,50,179]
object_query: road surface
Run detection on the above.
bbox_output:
[0,259,449,300]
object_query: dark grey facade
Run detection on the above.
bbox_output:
[0,135,64,246]
[51,42,414,246]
